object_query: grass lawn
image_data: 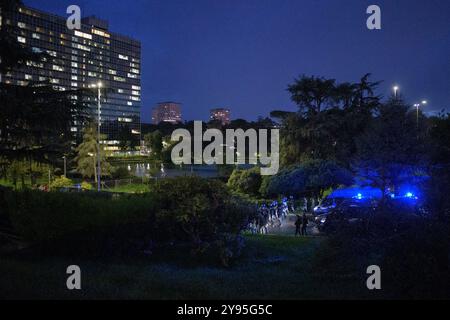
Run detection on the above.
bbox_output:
[106,183,151,194]
[0,235,383,300]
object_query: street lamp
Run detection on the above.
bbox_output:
[91,82,102,192]
[414,104,420,129]
[62,156,67,177]
[393,85,399,99]
[414,100,427,130]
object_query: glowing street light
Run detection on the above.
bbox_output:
[393,85,399,99]
[414,100,428,130]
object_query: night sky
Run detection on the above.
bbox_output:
[25,0,450,123]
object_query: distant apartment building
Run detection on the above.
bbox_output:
[152,102,182,124]
[210,108,231,125]
[0,5,141,150]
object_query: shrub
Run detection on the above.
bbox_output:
[227,167,262,197]
[267,160,353,197]
[2,176,254,266]
[4,190,154,242]
[81,181,93,190]
[49,176,73,190]
[313,204,450,299]
[112,166,130,179]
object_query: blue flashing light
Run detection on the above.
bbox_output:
[405,192,414,198]
[357,193,363,200]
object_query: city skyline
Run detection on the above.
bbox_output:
[24,0,450,123]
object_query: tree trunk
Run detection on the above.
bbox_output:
[93,156,97,183]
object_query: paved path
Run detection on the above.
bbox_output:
[267,214,321,236]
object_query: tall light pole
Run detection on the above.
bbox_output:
[393,85,399,99]
[91,82,102,192]
[419,100,427,127]
[62,156,67,177]
[414,100,427,130]
[414,104,420,129]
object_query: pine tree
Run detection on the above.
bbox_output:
[75,124,112,181]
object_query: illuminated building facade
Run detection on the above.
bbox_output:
[152,102,182,124]
[210,108,231,125]
[0,6,141,150]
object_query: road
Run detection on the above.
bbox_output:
[267,214,321,236]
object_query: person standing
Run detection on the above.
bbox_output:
[301,213,308,236]
[295,215,302,236]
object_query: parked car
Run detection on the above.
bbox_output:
[317,198,377,232]
[313,197,348,214]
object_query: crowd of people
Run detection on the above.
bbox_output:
[248,196,306,235]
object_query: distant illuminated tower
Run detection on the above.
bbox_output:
[152,102,182,124]
[210,108,231,125]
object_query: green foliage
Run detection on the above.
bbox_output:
[4,190,153,242]
[227,167,262,197]
[151,177,249,239]
[111,166,131,179]
[3,159,51,188]
[109,183,150,194]
[81,181,93,190]
[75,124,112,180]
[49,176,73,190]
[354,99,426,195]
[217,164,235,178]
[2,177,254,266]
[144,130,164,159]
[313,205,450,299]
[321,187,334,199]
[281,74,380,165]
[258,175,272,197]
[118,124,139,152]
[267,160,353,197]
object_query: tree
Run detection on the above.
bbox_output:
[267,160,353,198]
[354,99,427,201]
[227,167,262,197]
[75,124,112,182]
[287,75,336,115]
[118,124,139,152]
[280,74,380,166]
[144,130,163,158]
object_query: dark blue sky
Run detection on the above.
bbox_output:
[26,0,450,123]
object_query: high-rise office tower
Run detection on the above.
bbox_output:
[152,102,182,124]
[210,108,231,125]
[0,5,141,151]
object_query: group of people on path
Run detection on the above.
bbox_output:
[248,197,312,237]
[248,197,295,235]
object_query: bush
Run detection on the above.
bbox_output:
[112,166,130,179]
[267,160,353,197]
[313,204,450,299]
[4,190,154,242]
[227,167,262,197]
[2,176,254,266]
[81,181,93,190]
[49,176,73,190]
